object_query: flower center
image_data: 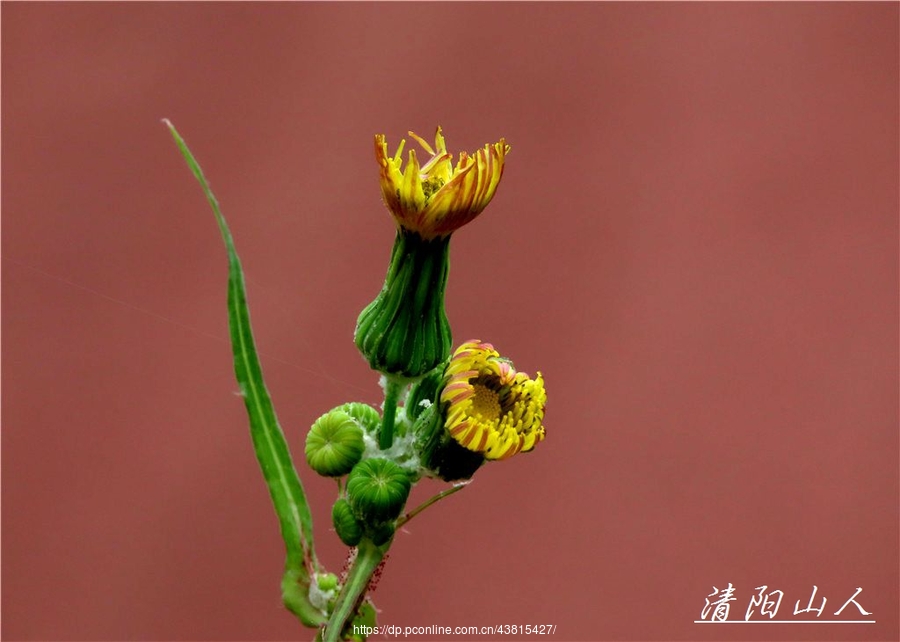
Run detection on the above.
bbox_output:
[421,176,444,200]
[470,383,501,422]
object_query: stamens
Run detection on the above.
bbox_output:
[407,130,434,156]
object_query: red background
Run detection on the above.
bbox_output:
[2,3,897,641]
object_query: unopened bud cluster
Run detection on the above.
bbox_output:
[306,403,414,546]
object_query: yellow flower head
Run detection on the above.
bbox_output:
[441,340,546,461]
[375,127,509,239]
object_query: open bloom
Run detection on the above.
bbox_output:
[441,341,546,460]
[375,127,509,239]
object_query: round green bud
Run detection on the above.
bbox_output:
[308,571,340,613]
[332,498,363,547]
[316,572,339,592]
[337,402,381,435]
[305,410,365,477]
[347,458,411,522]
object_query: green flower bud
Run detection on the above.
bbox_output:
[337,402,381,435]
[354,231,452,378]
[347,458,411,522]
[332,499,363,547]
[305,410,365,477]
[308,572,339,613]
[316,572,339,592]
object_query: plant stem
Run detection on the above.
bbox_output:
[323,538,387,642]
[396,482,468,528]
[379,378,403,449]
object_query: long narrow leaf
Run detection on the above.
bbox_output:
[164,120,324,626]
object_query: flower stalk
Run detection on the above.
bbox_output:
[378,378,403,449]
[322,538,387,642]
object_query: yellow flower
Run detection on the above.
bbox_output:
[375,127,509,239]
[441,341,546,460]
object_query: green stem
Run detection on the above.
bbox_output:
[379,378,402,449]
[396,482,468,528]
[323,538,387,642]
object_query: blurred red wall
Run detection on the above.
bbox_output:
[2,3,897,640]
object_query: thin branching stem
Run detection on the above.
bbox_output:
[396,482,469,528]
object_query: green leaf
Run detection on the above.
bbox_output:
[164,120,325,627]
